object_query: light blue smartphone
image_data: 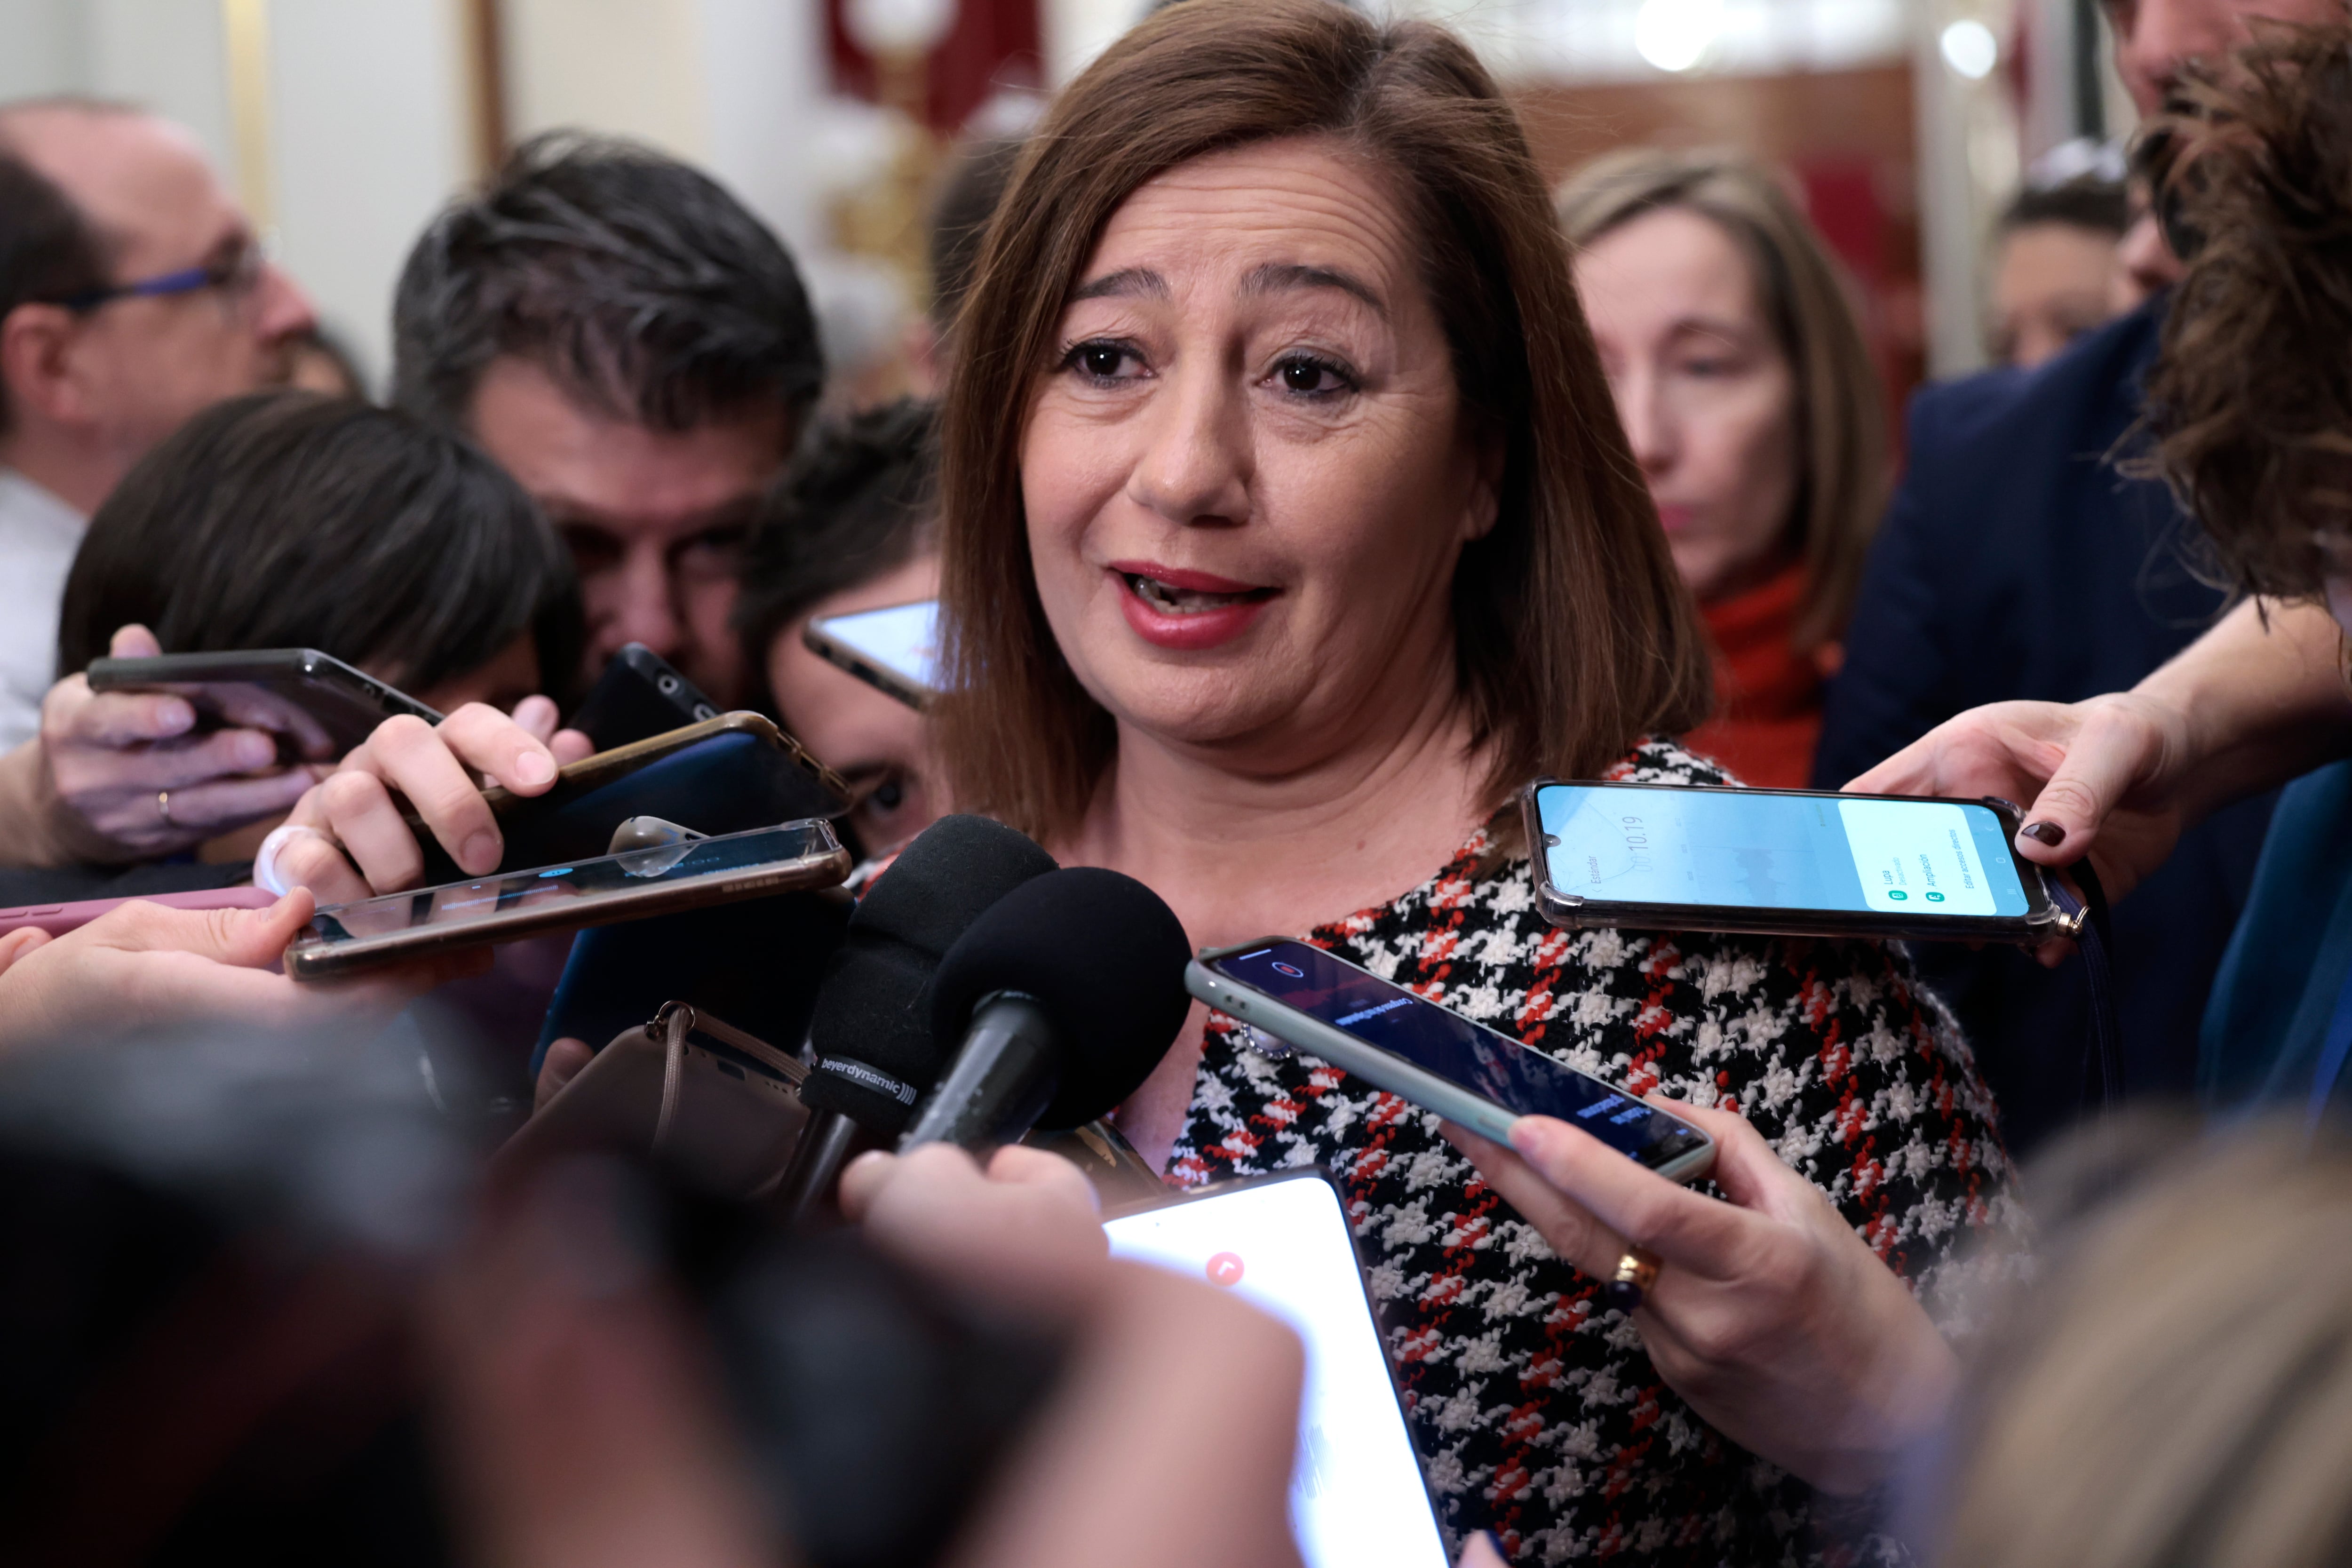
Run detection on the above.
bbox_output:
[803,599,938,708]
[1520,779,2074,943]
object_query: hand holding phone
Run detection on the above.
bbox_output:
[263,703,602,906]
[1446,1101,1961,1497]
[1522,779,2076,944]
[8,626,324,868]
[87,648,444,759]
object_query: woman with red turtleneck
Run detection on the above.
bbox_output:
[1558,150,1888,788]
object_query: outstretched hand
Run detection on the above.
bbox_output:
[1845,693,2190,900]
[0,890,468,1056]
[1447,1099,1957,1496]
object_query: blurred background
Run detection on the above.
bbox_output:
[0,0,2134,409]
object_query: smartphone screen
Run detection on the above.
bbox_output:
[1536,783,2032,917]
[1104,1173,1449,1568]
[306,820,842,945]
[810,600,938,694]
[1208,940,1710,1170]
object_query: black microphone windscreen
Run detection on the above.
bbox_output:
[926,867,1191,1131]
[801,815,1058,1131]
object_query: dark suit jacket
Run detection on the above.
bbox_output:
[1813,299,2275,1156]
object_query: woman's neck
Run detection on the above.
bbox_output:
[1057,657,1492,950]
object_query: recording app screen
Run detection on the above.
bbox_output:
[1536,785,2030,917]
[311,821,835,941]
[1104,1176,1449,1568]
[820,600,938,691]
[1212,942,1706,1165]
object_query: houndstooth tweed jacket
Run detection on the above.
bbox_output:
[1168,739,2020,1566]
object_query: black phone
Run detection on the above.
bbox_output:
[404,712,853,885]
[1520,779,2081,945]
[86,649,443,760]
[568,644,722,751]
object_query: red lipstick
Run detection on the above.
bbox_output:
[1106,560,1278,652]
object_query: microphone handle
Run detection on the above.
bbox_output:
[900,993,1060,1151]
[768,1108,868,1224]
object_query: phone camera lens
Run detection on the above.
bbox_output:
[657,675,680,695]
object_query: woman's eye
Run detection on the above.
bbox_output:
[1063,340,1141,383]
[1272,355,1354,397]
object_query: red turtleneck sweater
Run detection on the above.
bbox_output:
[1682,563,1832,789]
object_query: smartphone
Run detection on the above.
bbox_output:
[1521,779,2076,944]
[803,599,938,709]
[0,885,280,938]
[1188,939,1716,1178]
[86,648,443,759]
[405,712,853,884]
[1103,1170,1449,1568]
[286,820,851,980]
[568,643,722,751]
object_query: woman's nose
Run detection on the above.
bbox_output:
[1125,369,1250,526]
[1613,367,1677,480]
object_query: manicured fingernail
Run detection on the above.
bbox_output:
[2020,820,2066,847]
[234,731,276,769]
[516,751,556,787]
[462,830,502,872]
[156,698,195,735]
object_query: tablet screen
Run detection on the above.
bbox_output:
[1104,1173,1449,1568]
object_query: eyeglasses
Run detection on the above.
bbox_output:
[49,239,268,315]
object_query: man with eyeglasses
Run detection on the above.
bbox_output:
[0,99,315,756]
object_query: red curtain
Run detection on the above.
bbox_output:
[826,0,1043,133]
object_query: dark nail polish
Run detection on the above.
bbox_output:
[2020,820,2066,847]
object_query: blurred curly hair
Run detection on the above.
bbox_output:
[2141,22,2352,601]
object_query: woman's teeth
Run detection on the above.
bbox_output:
[1126,573,1263,614]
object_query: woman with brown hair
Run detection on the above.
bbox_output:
[1556,150,1887,788]
[933,0,2008,1557]
[270,0,2013,1555]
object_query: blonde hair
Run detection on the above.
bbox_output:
[1555,147,1887,650]
[1921,1114,2352,1567]
[935,0,1713,841]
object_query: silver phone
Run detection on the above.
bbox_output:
[1187,939,1716,1182]
[803,598,938,709]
